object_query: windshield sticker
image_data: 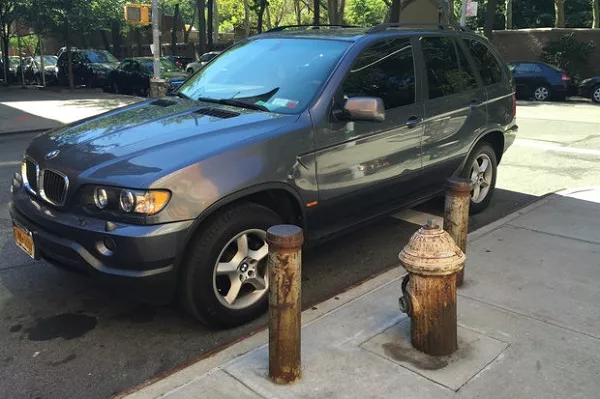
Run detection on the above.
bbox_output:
[271,98,299,109]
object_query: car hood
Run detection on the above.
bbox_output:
[26,98,298,187]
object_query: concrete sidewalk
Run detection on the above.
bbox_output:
[124,188,600,399]
[0,86,141,135]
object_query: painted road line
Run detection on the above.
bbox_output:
[392,208,442,226]
[515,138,600,157]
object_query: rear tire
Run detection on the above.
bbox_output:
[461,143,498,215]
[533,85,550,101]
[179,202,283,328]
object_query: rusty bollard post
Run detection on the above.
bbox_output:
[443,177,472,287]
[398,219,465,356]
[267,225,304,384]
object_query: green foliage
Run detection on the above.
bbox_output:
[540,32,596,76]
[346,0,387,26]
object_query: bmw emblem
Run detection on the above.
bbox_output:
[45,150,60,160]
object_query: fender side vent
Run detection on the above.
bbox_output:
[150,99,176,107]
[194,107,240,119]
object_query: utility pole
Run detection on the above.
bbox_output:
[39,34,46,87]
[152,0,160,79]
[460,0,468,26]
[17,27,24,87]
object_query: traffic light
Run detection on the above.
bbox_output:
[124,4,151,25]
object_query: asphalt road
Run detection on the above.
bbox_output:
[0,101,598,399]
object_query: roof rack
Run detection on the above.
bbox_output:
[366,23,471,34]
[265,24,358,33]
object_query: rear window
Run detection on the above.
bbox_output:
[462,39,503,86]
[79,51,118,64]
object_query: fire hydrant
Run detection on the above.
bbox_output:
[398,219,465,356]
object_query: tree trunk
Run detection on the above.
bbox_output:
[257,0,268,33]
[67,42,74,89]
[483,0,498,38]
[439,0,450,24]
[243,0,251,37]
[2,34,9,84]
[213,0,219,44]
[184,7,196,43]
[136,28,143,56]
[328,0,337,23]
[554,0,565,28]
[207,0,214,50]
[389,0,400,22]
[294,0,302,24]
[505,0,513,29]
[101,31,111,51]
[197,0,207,54]
[111,20,122,58]
[266,5,273,30]
[592,0,599,28]
[172,3,180,55]
[313,0,320,24]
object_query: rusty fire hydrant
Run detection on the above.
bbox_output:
[398,219,465,356]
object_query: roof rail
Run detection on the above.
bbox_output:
[265,24,358,33]
[366,23,471,34]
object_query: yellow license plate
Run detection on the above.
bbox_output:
[13,224,35,259]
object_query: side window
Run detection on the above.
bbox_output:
[342,38,415,110]
[463,39,503,85]
[420,36,463,99]
[456,44,478,91]
[515,63,537,73]
[119,61,130,71]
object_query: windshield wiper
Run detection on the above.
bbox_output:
[197,97,270,112]
[176,92,191,100]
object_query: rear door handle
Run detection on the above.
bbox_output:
[405,116,421,129]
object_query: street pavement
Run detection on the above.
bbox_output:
[0,100,598,398]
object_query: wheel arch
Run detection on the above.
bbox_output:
[174,183,307,272]
[460,130,505,173]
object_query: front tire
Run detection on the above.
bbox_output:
[180,202,283,328]
[461,143,498,214]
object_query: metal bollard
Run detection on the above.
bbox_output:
[398,219,465,356]
[443,177,471,287]
[266,224,304,385]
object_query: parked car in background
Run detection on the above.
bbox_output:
[10,24,517,328]
[24,55,58,85]
[578,76,600,104]
[164,55,194,70]
[57,49,119,88]
[508,61,576,101]
[110,57,187,96]
[185,51,221,74]
[56,46,78,58]
[16,56,34,83]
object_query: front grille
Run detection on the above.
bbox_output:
[25,158,39,193]
[41,169,68,206]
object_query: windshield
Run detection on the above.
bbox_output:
[35,56,57,65]
[80,51,118,64]
[178,38,351,114]
[141,59,181,74]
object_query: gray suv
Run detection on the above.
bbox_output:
[10,24,517,328]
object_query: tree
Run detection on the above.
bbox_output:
[505,0,513,28]
[313,0,320,24]
[196,0,206,54]
[327,0,345,24]
[483,0,498,37]
[171,3,180,54]
[555,0,566,27]
[251,0,268,33]
[593,0,599,27]
[0,0,18,84]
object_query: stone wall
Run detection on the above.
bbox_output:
[490,28,600,77]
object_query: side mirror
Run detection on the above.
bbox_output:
[338,97,385,122]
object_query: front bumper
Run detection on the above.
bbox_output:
[9,189,193,303]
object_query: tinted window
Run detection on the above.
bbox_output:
[456,44,478,91]
[79,50,118,64]
[140,59,180,73]
[342,38,415,110]
[463,39,503,85]
[515,63,541,73]
[420,36,463,98]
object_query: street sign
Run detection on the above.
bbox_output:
[466,1,478,17]
[124,4,151,24]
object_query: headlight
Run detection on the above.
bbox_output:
[581,78,592,85]
[94,187,108,209]
[119,189,170,215]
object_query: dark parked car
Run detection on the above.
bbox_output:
[110,57,187,96]
[508,61,575,101]
[23,55,58,85]
[164,55,194,70]
[4,56,21,83]
[10,24,517,328]
[579,76,600,104]
[57,49,119,87]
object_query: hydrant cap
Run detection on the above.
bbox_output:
[398,223,465,276]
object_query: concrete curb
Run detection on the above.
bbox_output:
[120,193,559,399]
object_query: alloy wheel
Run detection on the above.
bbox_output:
[593,87,600,103]
[212,229,269,310]
[470,154,494,204]
[534,86,549,101]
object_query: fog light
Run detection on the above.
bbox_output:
[104,237,116,251]
[94,187,108,209]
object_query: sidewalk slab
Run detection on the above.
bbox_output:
[125,189,600,399]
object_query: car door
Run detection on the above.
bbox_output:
[512,63,544,98]
[417,35,487,189]
[313,37,424,232]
